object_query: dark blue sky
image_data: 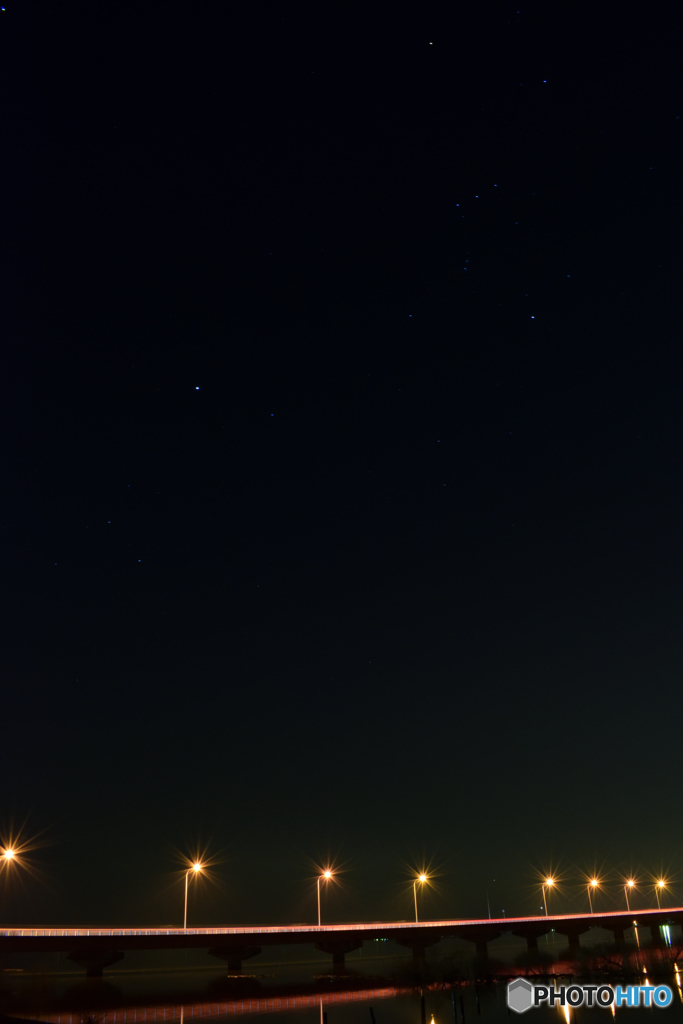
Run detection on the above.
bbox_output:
[2,1,682,928]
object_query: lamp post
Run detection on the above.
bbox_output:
[624,878,636,912]
[317,870,333,927]
[655,880,666,910]
[541,877,554,943]
[541,877,554,918]
[588,878,599,914]
[184,862,203,930]
[414,873,428,923]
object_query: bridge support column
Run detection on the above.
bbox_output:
[396,934,441,971]
[315,939,363,972]
[208,945,262,973]
[566,932,580,951]
[458,929,500,965]
[67,950,124,977]
[526,935,538,952]
[612,928,626,947]
[650,925,664,948]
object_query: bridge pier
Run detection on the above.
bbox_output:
[649,925,664,948]
[512,928,548,953]
[314,938,363,972]
[612,927,626,947]
[553,924,589,952]
[208,945,262,973]
[458,928,500,966]
[66,949,124,977]
[412,945,427,966]
[475,940,489,961]
[395,933,441,971]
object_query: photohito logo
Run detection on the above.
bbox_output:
[507,979,673,1013]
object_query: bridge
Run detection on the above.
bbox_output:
[1,907,681,975]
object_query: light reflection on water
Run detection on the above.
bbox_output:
[6,979,683,1024]
[9,985,405,1023]
[4,951,683,1024]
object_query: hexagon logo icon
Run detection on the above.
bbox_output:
[508,978,534,1014]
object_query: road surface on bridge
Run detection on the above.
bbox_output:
[1,905,681,948]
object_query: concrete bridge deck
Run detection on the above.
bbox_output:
[1,907,681,975]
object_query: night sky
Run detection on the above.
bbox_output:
[3,2,682,929]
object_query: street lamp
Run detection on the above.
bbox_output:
[1,849,15,863]
[541,877,554,917]
[588,878,599,914]
[414,873,428,923]
[624,878,636,911]
[540,876,555,945]
[317,869,333,927]
[184,862,203,930]
[655,879,667,910]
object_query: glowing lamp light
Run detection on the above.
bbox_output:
[655,879,667,909]
[541,876,555,921]
[2,849,15,861]
[183,860,204,929]
[623,878,637,911]
[413,872,430,923]
[587,877,600,913]
[316,869,334,926]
